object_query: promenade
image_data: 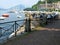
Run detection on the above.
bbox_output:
[3,20,60,45]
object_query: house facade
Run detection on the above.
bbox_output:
[38,1,60,11]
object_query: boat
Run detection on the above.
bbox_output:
[2,14,9,17]
[8,10,16,13]
[0,17,6,20]
[17,15,21,18]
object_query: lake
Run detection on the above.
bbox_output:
[0,10,25,43]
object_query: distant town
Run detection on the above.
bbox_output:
[24,0,60,11]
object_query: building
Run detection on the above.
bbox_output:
[38,1,60,11]
[53,1,60,10]
[38,3,54,11]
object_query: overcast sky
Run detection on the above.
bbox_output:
[0,0,39,9]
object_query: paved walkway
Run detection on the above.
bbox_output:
[3,20,60,45]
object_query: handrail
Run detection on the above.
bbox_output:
[0,19,25,24]
[0,19,26,37]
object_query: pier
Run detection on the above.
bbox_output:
[3,19,60,45]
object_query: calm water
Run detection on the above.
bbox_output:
[0,10,25,43]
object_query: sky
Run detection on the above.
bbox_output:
[0,0,39,9]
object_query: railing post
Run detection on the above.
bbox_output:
[25,18,31,32]
[0,27,2,36]
[14,21,17,37]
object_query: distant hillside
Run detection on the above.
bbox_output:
[9,4,25,11]
[0,4,25,13]
[0,8,7,11]
[32,1,45,10]
[32,0,60,10]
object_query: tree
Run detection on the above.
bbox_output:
[32,0,45,10]
[47,0,60,3]
[24,8,36,11]
[32,0,60,11]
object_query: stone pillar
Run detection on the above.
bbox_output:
[25,18,31,32]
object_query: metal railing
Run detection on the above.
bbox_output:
[0,19,26,37]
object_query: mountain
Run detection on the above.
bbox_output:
[0,4,25,13]
[0,8,7,11]
[9,4,25,11]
